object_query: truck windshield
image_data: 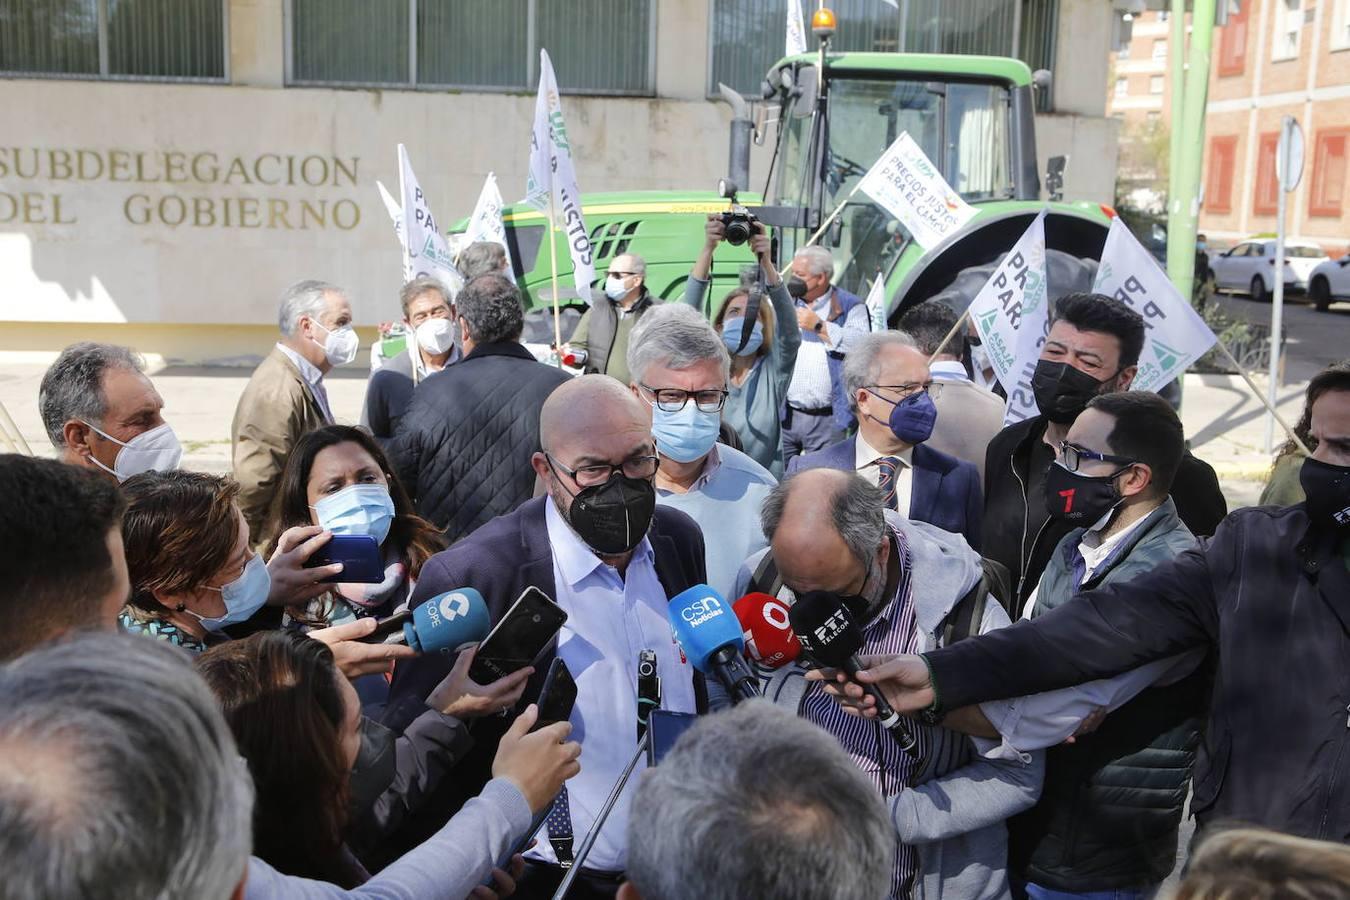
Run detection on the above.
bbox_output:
[776,74,1012,294]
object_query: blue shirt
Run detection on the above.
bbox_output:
[655,444,777,599]
[531,497,698,871]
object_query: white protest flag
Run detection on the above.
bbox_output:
[880,0,899,7]
[464,172,515,283]
[858,132,978,249]
[965,210,1050,425]
[525,49,595,304]
[397,145,464,295]
[1092,217,1217,393]
[374,180,411,280]
[864,274,887,332]
[786,0,808,56]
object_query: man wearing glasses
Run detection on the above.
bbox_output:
[563,253,654,386]
[789,331,984,550]
[625,304,778,598]
[384,374,707,899]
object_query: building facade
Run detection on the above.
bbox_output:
[1107,10,1179,211]
[1,0,1120,364]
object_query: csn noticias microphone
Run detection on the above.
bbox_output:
[359,588,491,654]
[667,584,761,704]
[734,592,801,668]
[787,590,918,755]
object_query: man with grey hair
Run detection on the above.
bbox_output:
[38,342,182,482]
[734,469,1042,900]
[362,276,460,440]
[459,240,511,282]
[626,303,777,597]
[621,700,895,900]
[788,330,982,549]
[231,278,355,543]
[563,252,654,386]
[781,245,871,466]
[388,274,570,541]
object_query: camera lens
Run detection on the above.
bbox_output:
[532,614,541,623]
[725,219,751,246]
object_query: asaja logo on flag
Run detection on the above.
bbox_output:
[1152,339,1182,371]
[977,308,999,337]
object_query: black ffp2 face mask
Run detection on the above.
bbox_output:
[561,474,657,556]
[786,275,809,299]
[1043,460,1126,527]
[1300,457,1350,531]
[1032,360,1113,425]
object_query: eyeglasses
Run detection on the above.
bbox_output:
[546,452,660,488]
[639,384,729,413]
[608,270,640,279]
[1057,441,1136,473]
[865,382,941,402]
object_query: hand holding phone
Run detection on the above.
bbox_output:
[531,659,577,733]
[426,646,534,720]
[303,534,384,584]
[467,587,568,684]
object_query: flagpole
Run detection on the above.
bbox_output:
[802,180,865,249]
[1212,342,1309,455]
[925,309,971,367]
[0,400,32,455]
[546,193,564,369]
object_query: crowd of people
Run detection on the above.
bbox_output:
[3,218,1350,900]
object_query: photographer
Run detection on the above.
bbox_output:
[682,215,800,476]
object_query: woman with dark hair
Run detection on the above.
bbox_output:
[196,630,581,891]
[1260,360,1350,506]
[683,215,801,476]
[264,424,445,628]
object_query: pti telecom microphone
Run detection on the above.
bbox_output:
[787,590,919,755]
[734,592,801,668]
[667,584,761,704]
[358,588,491,654]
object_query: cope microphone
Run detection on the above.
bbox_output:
[787,590,919,755]
[667,584,761,704]
[733,592,801,668]
[360,588,491,654]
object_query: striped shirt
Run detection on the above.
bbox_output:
[800,526,928,899]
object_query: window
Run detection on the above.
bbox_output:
[1254,131,1281,216]
[1146,110,1162,124]
[1152,39,1167,61]
[1333,0,1350,50]
[1271,0,1302,61]
[1150,75,1165,93]
[288,0,654,94]
[1115,77,1129,98]
[1205,135,1238,213]
[1310,130,1348,217]
[0,0,225,80]
[1217,0,1248,75]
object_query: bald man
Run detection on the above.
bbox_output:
[563,253,654,386]
[735,469,1042,900]
[382,375,708,899]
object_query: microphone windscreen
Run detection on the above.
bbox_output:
[408,588,491,654]
[734,592,800,667]
[668,584,743,673]
[786,590,865,669]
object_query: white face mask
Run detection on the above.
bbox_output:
[81,420,183,482]
[414,317,456,356]
[310,320,359,367]
[604,275,632,301]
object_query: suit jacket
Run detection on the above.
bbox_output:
[788,437,984,549]
[371,497,708,866]
[928,378,1005,483]
[231,346,328,545]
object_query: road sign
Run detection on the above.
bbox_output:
[1276,115,1304,193]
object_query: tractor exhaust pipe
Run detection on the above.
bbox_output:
[718,82,753,198]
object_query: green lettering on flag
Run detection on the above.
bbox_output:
[977,308,999,336]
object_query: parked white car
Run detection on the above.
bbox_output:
[1210,239,1328,303]
[1308,252,1350,312]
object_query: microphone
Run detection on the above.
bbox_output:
[360,588,491,654]
[667,584,761,704]
[733,592,801,668]
[787,590,918,755]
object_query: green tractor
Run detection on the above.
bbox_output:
[458,34,1113,336]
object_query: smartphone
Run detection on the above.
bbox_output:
[357,609,413,645]
[304,534,384,584]
[467,587,568,684]
[531,658,577,732]
[646,710,699,767]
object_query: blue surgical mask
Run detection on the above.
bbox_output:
[312,484,396,546]
[650,401,722,464]
[721,316,764,356]
[869,390,938,445]
[191,554,270,633]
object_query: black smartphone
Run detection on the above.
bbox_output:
[467,587,568,684]
[646,710,699,767]
[304,534,384,584]
[531,658,577,732]
[356,609,413,645]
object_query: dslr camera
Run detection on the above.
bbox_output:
[717,178,759,247]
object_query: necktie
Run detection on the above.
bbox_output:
[877,456,902,511]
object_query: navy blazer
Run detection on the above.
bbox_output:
[787,437,984,550]
[369,497,708,866]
